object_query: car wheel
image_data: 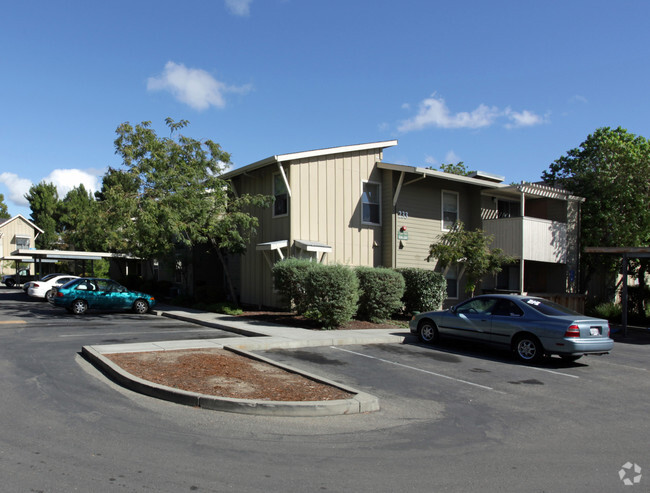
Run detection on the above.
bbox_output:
[418,319,439,344]
[5,279,15,288]
[513,334,544,363]
[560,355,582,362]
[45,290,55,302]
[133,299,149,314]
[71,299,88,315]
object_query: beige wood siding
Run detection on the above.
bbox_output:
[289,149,383,267]
[0,217,38,275]
[391,175,485,270]
[230,169,289,307]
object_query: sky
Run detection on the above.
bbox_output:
[2,0,650,218]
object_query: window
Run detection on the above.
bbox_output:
[15,236,30,249]
[498,199,520,218]
[445,265,458,299]
[442,191,458,231]
[361,181,381,225]
[273,173,288,217]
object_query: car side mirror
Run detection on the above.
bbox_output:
[450,305,457,314]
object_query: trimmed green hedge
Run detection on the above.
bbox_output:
[356,266,405,322]
[303,264,359,329]
[272,258,315,311]
[397,268,447,314]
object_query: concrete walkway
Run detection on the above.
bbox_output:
[82,305,413,417]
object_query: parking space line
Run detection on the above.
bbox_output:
[0,320,26,324]
[523,366,579,379]
[332,346,506,394]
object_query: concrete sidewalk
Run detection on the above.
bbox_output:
[82,304,412,417]
[88,303,412,355]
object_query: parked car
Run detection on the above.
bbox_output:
[2,269,37,288]
[23,273,70,293]
[27,275,80,302]
[410,294,614,363]
[50,278,156,315]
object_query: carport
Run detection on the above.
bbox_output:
[11,248,136,277]
[584,246,650,336]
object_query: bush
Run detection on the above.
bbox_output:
[590,302,622,322]
[398,268,447,314]
[303,264,359,329]
[356,266,405,322]
[272,258,315,312]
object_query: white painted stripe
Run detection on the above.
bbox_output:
[524,365,579,379]
[332,346,505,393]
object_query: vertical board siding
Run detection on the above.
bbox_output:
[290,149,382,267]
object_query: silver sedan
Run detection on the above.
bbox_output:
[409,294,614,363]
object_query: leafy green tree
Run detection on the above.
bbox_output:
[108,118,273,302]
[428,162,474,176]
[59,184,99,250]
[429,222,514,296]
[0,194,10,220]
[542,127,650,296]
[25,182,60,249]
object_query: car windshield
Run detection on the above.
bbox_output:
[522,298,581,316]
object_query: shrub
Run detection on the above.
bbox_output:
[303,264,359,329]
[356,266,405,322]
[398,268,447,314]
[590,302,622,322]
[272,258,315,312]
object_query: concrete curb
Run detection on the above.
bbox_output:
[82,344,380,417]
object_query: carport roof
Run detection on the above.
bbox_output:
[11,249,137,261]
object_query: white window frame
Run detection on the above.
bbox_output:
[361,180,381,226]
[272,172,289,218]
[441,190,459,231]
[15,235,31,249]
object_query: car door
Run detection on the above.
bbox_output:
[444,297,497,343]
[488,299,525,347]
[96,280,131,310]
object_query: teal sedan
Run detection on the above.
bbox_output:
[410,294,613,363]
[50,278,156,315]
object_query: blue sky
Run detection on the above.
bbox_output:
[2,0,649,217]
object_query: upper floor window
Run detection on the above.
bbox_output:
[15,236,30,249]
[442,190,458,231]
[362,181,381,225]
[273,173,288,217]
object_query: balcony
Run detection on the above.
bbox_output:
[482,217,568,263]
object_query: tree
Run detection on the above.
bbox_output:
[0,194,10,220]
[107,118,273,301]
[429,222,514,296]
[25,182,60,249]
[428,162,474,176]
[59,185,99,251]
[542,127,650,298]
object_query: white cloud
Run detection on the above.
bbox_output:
[225,0,252,16]
[0,172,32,207]
[444,150,461,163]
[569,94,588,104]
[504,108,546,129]
[0,170,100,210]
[424,155,437,166]
[398,95,500,132]
[44,169,100,198]
[147,61,252,111]
[398,94,545,132]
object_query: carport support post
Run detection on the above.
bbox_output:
[621,253,628,338]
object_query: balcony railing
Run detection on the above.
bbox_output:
[482,217,568,263]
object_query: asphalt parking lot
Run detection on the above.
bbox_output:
[2,288,649,492]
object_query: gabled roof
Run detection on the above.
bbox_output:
[0,214,44,234]
[221,140,398,179]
